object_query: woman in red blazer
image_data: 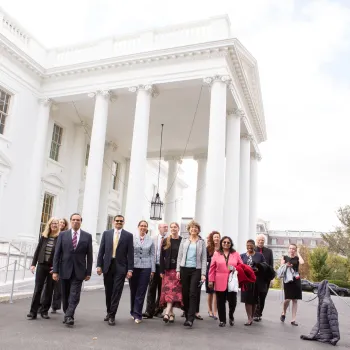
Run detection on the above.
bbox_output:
[208,236,243,327]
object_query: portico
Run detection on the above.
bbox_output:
[0,10,266,252]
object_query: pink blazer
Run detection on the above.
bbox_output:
[208,251,243,292]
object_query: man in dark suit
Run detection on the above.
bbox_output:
[96,214,133,326]
[254,233,274,321]
[53,213,93,326]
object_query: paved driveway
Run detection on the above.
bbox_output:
[0,288,349,350]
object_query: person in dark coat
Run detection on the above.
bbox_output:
[301,280,340,346]
[254,234,274,321]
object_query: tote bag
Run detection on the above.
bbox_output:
[228,270,239,292]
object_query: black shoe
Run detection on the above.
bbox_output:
[253,316,260,322]
[104,314,109,322]
[62,319,66,324]
[41,313,50,319]
[108,317,115,326]
[229,318,234,326]
[181,311,185,317]
[65,317,74,326]
[27,313,37,320]
[51,310,57,314]
[142,312,153,319]
[183,320,193,328]
[219,322,226,327]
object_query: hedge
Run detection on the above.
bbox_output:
[328,280,350,289]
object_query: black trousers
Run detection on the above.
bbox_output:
[216,290,237,323]
[181,267,201,323]
[41,279,61,311]
[30,263,54,314]
[255,291,268,317]
[108,262,127,318]
[145,264,162,316]
[61,271,83,319]
[129,268,151,320]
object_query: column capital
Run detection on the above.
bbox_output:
[128,84,158,98]
[88,90,111,99]
[164,155,182,164]
[38,98,52,107]
[193,153,207,161]
[251,152,262,161]
[241,133,254,142]
[227,108,244,119]
[203,75,231,86]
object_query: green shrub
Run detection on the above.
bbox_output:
[328,280,350,288]
[272,277,282,289]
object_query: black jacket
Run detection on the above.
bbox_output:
[96,229,134,275]
[159,236,182,274]
[53,229,93,281]
[301,280,340,346]
[255,246,274,267]
[31,235,59,266]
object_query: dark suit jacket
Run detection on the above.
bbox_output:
[53,229,93,281]
[255,246,274,268]
[96,229,134,275]
[32,235,59,266]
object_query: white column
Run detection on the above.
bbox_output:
[23,98,52,240]
[66,124,87,217]
[203,75,229,235]
[164,157,181,224]
[194,154,207,226]
[223,109,242,246]
[238,134,252,252]
[249,152,260,239]
[124,85,154,232]
[81,90,110,242]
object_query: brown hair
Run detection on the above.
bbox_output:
[59,218,69,231]
[207,231,221,255]
[164,222,180,250]
[186,220,201,234]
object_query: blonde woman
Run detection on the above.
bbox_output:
[159,222,183,323]
[176,220,207,328]
[27,217,60,320]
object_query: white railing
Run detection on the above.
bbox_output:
[0,8,231,69]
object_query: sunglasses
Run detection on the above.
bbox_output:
[222,241,231,245]
[115,220,124,223]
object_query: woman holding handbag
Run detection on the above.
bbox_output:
[208,236,242,327]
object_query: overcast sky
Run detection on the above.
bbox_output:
[2,0,350,232]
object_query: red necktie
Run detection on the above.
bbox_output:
[72,231,78,249]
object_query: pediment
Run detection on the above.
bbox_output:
[42,173,64,189]
[0,150,12,169]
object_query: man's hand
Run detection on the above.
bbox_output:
[160,273,164,279]
[201,275,206,281]
[208,282,214,289]
[97,267,102,276]
[150,272,155,280]
[176,272,181,280]
[127,271,133,279]
[85,276,91,281]
[52,273,59,281]
[30,266,36,274]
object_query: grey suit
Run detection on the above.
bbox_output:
[133,235,155,272]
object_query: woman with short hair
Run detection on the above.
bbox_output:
[176,220,207,328]
[27,217,60,320]
[280,243,304,326]
[159,222,183,324]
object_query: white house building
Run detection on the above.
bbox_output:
[0,9,267,252]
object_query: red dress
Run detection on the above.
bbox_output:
[159,269,183,308]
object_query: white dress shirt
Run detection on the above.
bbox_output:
[156,233,167,264]
[71,228,81,245]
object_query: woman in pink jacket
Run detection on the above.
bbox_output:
[208,236,243,327]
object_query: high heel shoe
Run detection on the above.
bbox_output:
[163,314,169,323]
[244,321,253,326]
[169,314,175,323]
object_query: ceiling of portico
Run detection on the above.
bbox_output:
[54,79,248,158]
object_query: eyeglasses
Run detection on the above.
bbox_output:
[115,220,124,223]
[222,241,231,245]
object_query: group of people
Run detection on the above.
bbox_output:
[27,213,305,328]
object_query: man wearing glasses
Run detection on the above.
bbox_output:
[96,215,134,325]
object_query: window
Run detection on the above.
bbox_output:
[0,89,11,135]
[111,161,120,190]
[85,144,90,166]
[106,215,114,230]
[40,193,54,234]
[271,238,277,245]
[49,124,63,161]
[284,239,289,245]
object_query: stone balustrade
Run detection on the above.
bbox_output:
[0,9,231,69]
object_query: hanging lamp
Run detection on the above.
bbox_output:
[150,124,164,220]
